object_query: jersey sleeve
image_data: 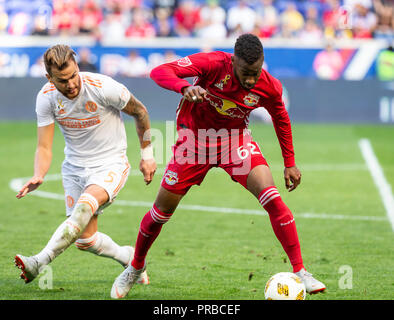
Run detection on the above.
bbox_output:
[150,52,214,94]
[264,79,296,168]
[101,75,131,110]
[35,91,55,127]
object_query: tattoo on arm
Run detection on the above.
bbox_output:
[122,94,151,148]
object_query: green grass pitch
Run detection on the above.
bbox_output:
[0,121,393,300]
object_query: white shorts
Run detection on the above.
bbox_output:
[62,156,130,217]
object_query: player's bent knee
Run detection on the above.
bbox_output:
[84,184,110,207]
[70,193,99,231]
[154,187,183,214]
[69,204,93,231]
[62,220,82,243]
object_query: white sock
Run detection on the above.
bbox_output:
[34,193,98,267]
[75,232,132,267]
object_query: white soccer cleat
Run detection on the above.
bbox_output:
[137,269,150,285]
[295,268,326,294]
[14,254,40,284]
[111,264,146,299]
[123,246,149,285]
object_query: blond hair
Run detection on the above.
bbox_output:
[44,44,76,75]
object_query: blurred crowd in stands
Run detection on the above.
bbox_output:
[0,0,393,80]
[0,0,393,41]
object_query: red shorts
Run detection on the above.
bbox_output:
[161,134,268,195]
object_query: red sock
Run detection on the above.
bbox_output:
[131,204,173,270]
[259,186,304,273]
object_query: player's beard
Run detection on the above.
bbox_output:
[62,78,81,99]
[242,83,255,90]
[66,87,79,98]
[234,71,255,91]
[240,80,255,91]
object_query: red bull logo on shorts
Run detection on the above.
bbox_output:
[164,170,178,185]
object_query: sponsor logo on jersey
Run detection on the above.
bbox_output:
[57,115,101,128]
[243,93,260,107]
[214,74,231,90]
[164,170,178,185]
[85,100,98,113]
[177,56,192,67]
[205,92,246,119]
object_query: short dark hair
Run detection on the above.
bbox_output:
[44,44,76,75]
[234,34,264,65]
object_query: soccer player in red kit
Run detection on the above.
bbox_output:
[111,34,326,299]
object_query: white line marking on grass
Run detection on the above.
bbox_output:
[9,170,387,223]
[115,200,387,222]
[359,138,394,231]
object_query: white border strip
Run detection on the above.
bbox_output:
[359,138,394,231]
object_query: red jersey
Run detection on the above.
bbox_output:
[150,51,295,168]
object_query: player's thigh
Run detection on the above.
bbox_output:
[62,165,85,217]
[221,140,273,197]
[84,184,110,206]
[86,157,131,208]
[160,157,212,201]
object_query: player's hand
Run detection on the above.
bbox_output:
[140,159,157,185]
[183,85,207,103]
[284,166,301,192]
[16,176,44,199]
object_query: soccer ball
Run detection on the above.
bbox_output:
[264,272,306,300]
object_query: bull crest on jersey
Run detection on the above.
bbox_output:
[243,93,260,107]
[177,56,192,67]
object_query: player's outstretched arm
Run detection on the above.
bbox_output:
[284,166,302,192]
[16,123,54,199]
[122,94,157,185]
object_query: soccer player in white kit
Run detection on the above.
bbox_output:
[14,45,156,285]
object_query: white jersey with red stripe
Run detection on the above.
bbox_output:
[35,72,131,167]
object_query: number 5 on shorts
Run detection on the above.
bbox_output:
[104,171,116,183]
